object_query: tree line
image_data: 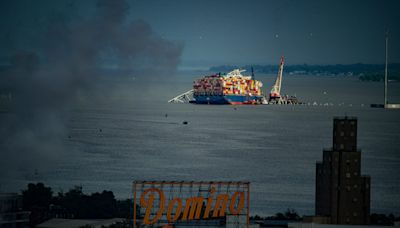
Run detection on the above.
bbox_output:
[21,183,131,226]
[209,63,400,80]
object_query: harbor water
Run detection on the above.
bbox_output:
[1,72,400,216]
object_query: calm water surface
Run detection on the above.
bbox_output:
[3,73,400,216]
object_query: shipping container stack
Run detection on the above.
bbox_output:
[193,72,263,97]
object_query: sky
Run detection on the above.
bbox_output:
[0,0,399,68]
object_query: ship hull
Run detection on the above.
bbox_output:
[194,94,263,105]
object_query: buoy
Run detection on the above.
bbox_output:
[182,121,188,125]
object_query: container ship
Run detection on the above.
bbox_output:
[168,57,300,105]
[192,69,265,104]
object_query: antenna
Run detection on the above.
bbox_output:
[251,66,255,79]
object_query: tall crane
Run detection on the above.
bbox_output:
[269,56,284,101]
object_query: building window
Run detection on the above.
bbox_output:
[340,131,344,136]
[354,184,358,188]
[354,159,358,163]
[340,144,344,149]
[354,172,358,176]
[350,132,354,136]
[346,186,351,191]
[346,173,351,178]
[351,121,355,125]
[353,198,358,202]
[346,159,350,164]
[353,212,358,217]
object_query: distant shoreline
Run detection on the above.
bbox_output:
[208,63,400,80]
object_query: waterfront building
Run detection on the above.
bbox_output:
[315,117,370,225]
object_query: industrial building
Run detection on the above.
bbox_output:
[314,117,370,225]
[0,193,30,228]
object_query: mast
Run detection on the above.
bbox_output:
[384,31,388,106]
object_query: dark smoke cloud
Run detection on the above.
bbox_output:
[0,0,183,182]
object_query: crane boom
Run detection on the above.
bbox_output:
[269,56,284,99]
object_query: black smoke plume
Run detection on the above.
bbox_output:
[0,0,183,182]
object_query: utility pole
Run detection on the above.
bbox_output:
[384,31,388,107]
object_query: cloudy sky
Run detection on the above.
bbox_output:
[1,0,399,68]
